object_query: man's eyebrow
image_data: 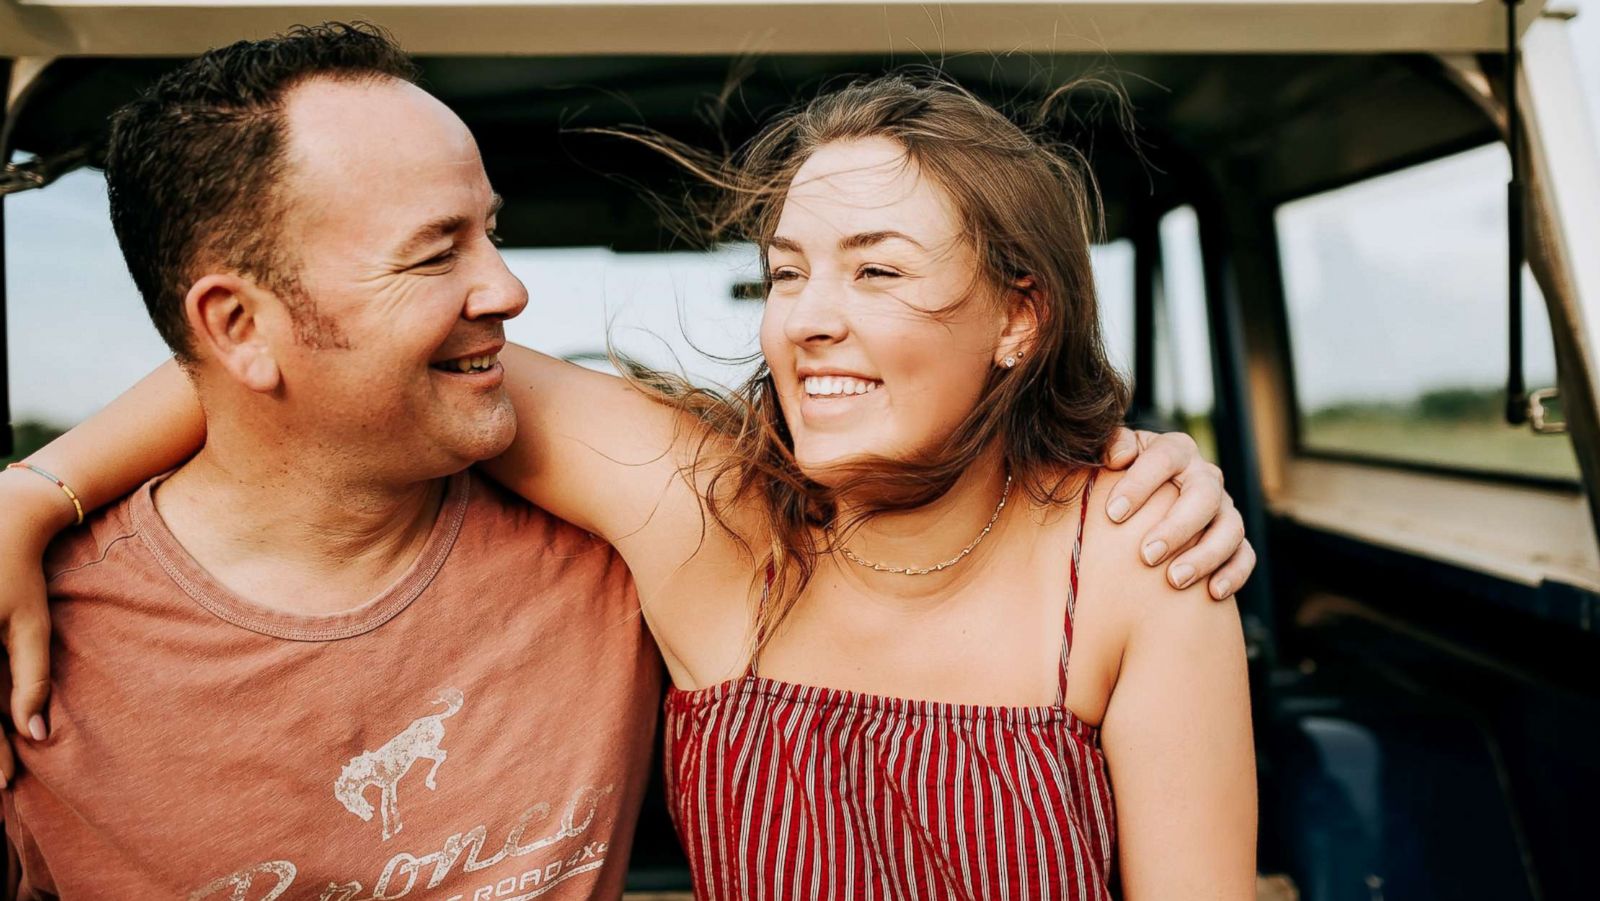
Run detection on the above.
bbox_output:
[839,230,925,251]
[396,194,505,258]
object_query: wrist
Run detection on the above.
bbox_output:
[1,465,81,548]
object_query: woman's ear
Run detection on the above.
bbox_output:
[184,273,283,393]
[995,276,1044,368]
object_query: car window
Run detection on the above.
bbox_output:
[1154,205,1216,461]
[1091,238,1135,381]
[1275,143,1579,482]
[499,244,762,388]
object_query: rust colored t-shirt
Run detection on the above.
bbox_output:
[2,471,660,900]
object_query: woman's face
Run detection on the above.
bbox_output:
[761,137,1013,479]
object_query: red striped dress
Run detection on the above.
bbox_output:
[663,475,1116,900]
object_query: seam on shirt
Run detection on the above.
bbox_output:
[136,475,471,642]
[46,528,139,585]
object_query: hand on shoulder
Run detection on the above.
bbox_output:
[1080,468,1225,632]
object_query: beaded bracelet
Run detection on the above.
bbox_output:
[5,462,86,526]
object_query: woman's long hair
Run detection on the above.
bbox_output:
[606,72,1129,654]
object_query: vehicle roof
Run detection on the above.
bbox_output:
[0,0,1547,58]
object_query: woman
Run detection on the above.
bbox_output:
[0,75,1255,897]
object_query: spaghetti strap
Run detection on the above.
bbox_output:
[746,563,776,677]
[1056,469,1097,707]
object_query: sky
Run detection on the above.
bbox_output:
[5,6,1597,427]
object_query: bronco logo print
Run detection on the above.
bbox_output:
[334,689,464,841]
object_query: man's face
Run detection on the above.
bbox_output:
[266,76,527,480]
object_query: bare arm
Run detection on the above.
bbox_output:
[9,361,205,519]
[0,360,204,767]
[1098,488,1258,898]
[478,343,742,570]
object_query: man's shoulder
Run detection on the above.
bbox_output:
[463,470,605,541]
[459,469,628,572]
[42,483,147,586]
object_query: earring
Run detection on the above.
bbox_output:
[1002,351,1022,369]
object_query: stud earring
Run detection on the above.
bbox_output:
[1001,351,1023,369]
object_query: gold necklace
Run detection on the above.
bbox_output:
[834,473,1013,576]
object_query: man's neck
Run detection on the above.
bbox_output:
[153,431,448,617]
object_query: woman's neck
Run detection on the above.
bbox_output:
[827,450,1017,602]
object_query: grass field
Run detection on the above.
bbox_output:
[1303,414,1580,482]
[3,421,65,467]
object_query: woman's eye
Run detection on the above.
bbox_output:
[770,268,804,282]
[859,265,902,279]
[487,227,504,246]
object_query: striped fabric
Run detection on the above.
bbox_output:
[663,474,1115,900]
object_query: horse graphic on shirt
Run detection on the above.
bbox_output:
[334,688,464,841]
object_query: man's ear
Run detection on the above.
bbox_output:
[183,273,283,393]
[995,276,1044,367]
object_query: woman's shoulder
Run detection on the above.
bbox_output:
[1075,467,1228,638]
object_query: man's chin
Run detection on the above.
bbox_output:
[435,402,518,469]
[466,405,519,462]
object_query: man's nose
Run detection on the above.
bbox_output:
[465,250,529,322]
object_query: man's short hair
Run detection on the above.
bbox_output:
[105,22,419,361]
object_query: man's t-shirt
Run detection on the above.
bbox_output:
[1,471,660,900]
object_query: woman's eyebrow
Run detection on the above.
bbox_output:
[838,230,925,251]
[768,231,927,254]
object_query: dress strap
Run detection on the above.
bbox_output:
[1056,470,1097,707]
[746,563,776,677]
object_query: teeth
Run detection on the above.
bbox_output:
[448,353,498,373]
[803,375,880,397]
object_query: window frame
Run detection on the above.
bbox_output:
[1269,139,1584,494]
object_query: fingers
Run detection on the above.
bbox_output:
[8,610,51,743]
[1101,427,1141,471]
[1205,540,1257,601]
[1135,470,1227,574]
[1106,431,1199,523]
[1160,497,1246,592]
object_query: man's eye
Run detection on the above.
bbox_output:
[416,250,457,269]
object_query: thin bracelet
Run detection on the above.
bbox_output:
[6,462,86,526]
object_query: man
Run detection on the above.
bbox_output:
[0,26,658,898]
[0,23,1248,899]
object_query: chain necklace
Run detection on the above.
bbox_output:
[833,472,1013,576]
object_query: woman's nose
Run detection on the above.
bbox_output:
[782,278,848,345]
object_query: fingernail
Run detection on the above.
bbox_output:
[27,715,46,742]
[1142,540,1168,565]
[1214,578,1232,598]
[1171,563,1195,589]
[1107,497,1131,522]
